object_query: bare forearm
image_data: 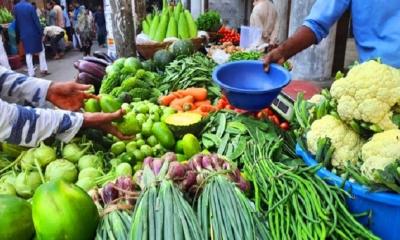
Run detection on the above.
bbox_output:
[277,26,317,60]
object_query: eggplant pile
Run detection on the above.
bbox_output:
[74,52,113,93]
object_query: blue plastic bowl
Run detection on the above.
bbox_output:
[212,61,291,111]
[296,144,400,240]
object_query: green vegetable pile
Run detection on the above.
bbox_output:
[160,53,220,98]
[142,0,197,41]
[196,10,221,32]
[229,51,262,62]
[0,8,13,24]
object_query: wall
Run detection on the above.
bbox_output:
[209,0,245,28]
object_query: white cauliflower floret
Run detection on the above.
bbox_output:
[308,94,325,105]
[330,61,400,130]
[361,129,400,180]
[307,115,363,169]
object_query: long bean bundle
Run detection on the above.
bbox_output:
[242,130,378,240]
[197,174,269,240]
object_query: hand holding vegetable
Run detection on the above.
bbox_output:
[47,82,97,111]
[83,109,132,140]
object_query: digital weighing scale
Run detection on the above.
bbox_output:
[271,80,321,121]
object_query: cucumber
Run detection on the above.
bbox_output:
[142,20,150,35]
[151,122,176,149]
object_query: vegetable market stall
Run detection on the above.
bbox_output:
[1,6,399,240]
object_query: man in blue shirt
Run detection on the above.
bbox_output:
[264,0,400,69]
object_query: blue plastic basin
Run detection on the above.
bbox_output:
[212,61,291,111]
[296,144,400,240]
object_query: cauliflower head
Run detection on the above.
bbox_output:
[308,94,326,105]
[307,115,363,169]
[361,129,400,180]
[330,61,400,130]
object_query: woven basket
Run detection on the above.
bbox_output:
[137,37,205,59]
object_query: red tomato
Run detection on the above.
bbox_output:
[226,104,234,110]
[280,122,290,130]
[256,111,265,119]
[270,115,280,125]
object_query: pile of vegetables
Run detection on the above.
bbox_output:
[159,53,220,99]
[0,8,13,24]
[196,10,221,32]
[298,60,400,192]
[229,51,262,62]
[151,39,195,71]
[142,0,197,42]
[218,26,240,45]
[159,87,216,115]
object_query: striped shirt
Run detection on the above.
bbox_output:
[0,66,83,147]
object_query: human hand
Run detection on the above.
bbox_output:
[47,82,96,111]
[83,109,132,140]
[263,47,286,72]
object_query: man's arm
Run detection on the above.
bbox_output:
[0,98,83,147]
[264,0,350,68]
[0,66,51,107]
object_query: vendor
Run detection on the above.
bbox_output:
[250,0,279,45]
[0,66,131,147]
[0,25,11,69]
[264,0,400,69]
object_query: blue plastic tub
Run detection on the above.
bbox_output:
[296,144,400,240]
[212,61,291,111]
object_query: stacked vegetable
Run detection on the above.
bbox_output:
[298,60,400,192]
[142,0,197,42]
[218,26,240,45]
[74,54,110,93]
[0,8,13,24]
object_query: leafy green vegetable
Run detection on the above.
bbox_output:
[229,51,262,62]
[196,10,221,32]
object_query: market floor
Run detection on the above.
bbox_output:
[20,44,106,83]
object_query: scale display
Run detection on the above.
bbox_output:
[271,93,294,121]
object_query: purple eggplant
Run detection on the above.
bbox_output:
[74,61,80,70]
[78,60,106,79]
[94,51,114,63]
[83,56,111,67]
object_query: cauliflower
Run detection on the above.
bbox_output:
[308,94,325,105]
[330,60,400,130]
[361,129,400,180]
[307,115,363,169]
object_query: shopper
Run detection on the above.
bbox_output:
[264,0,400,69]
[61,5,72,42]
[77,6,94,56]
[44,25,65,59]
[250,0,279,45]
[0,26,11,69]
[72,1,82,49]
[0,66,130,147]
[46,2,56,26]
[94,5,106,47]
[50,0,65,28]
[14,0,49,77]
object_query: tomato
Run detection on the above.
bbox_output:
[225,104,234,110]
[280,122,290,131]
[256,111,265,119]
[271,115,280,125]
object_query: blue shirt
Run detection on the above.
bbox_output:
[303,0,400,68]
[63,10,71,28]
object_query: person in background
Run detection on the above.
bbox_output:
[31,2,42,18]
[50,0,64,28]
[0,26,11,69]
[0,66,130,147]
[72,1,82,50]
[264,0,400,69]
[14,0,49,77]
[61,5,72,43]
[94,5,106,48]
[250,0,279,46]
[46,2,56,26]
[44,25,65,59]
[76,6,93,56]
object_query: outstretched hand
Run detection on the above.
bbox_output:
[83,109,132,140]
[46,81,96,111]
[263,47,286,72]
